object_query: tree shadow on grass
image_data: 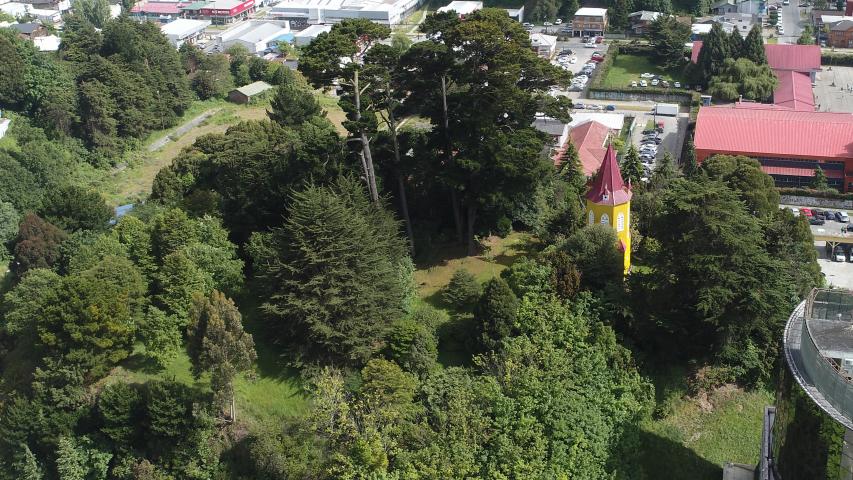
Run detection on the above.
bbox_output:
[632,428,724,480]
[122,352,165,375]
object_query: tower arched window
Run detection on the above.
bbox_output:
[600,213,610,225]
[617,213,625,232]
[588,211,595,225]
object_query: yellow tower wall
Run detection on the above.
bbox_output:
[585,200,631,274]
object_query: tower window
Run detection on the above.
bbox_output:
[600,213,610,225]
[617,213,625,232]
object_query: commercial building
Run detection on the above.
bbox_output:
[570,7,607,37]
[529,33,556,58]
[161,18,210,47]
[293,23,331,45]
[130,2,188,22]
[216,20,290,53]
[228,80,273,103]
[693,107,853,191]
[195,0,255,23]
[436,0,480,17]
[269,0,421,27]
[0,2,62,23]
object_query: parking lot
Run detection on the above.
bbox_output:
[814,66,853,113]
[627,110,688,171]
[782,205,853,289]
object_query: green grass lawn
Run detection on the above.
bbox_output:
[638,367,773,479]
[601,54,686,89]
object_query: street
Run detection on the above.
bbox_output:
[777,0,805,43]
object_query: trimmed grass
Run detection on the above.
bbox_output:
[638,367,773,479]
[601,54,686,89]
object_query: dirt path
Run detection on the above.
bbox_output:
[148,109,221,152]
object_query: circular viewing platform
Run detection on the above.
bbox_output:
[783,288,853,430]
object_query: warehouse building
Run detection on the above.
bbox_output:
[215,20,291,53]
[161,18,210,47]
[269,0,422,26]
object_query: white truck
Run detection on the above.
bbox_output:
[654,103,679,116]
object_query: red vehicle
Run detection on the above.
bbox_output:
[591,52,604,62]
[801,208,813,217]
[595,36,604,43]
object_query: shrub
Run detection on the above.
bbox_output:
[495,216,512,237]
[442,268,481,310]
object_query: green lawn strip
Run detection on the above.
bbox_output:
[638,367,772,479]
[601,54,685,89]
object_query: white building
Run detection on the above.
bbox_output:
[568,112,624,131]
[0,2,61,23]
[217,20,291,53]
[293,23,331,45]
[32,34,60,50]
[162,18,210,47]
[269,0,422,26]
[436,0,480,16]
[530,33,557,58]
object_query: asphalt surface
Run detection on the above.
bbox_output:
[780,204,853,289]
[775,0,804,43]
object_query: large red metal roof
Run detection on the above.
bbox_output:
[586,143,632,205]
[773,70,815,111]
[694,106,853,160]
[131,2,187,14]
[764,44,821,72]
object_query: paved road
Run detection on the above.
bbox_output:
[777,1,804,43]
[148,109,220,152]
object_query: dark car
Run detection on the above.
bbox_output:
[642,129,655,135]
[605,105,616,111]
[824,210,836,220]
[560,48,574,56]
[810,217,825,225]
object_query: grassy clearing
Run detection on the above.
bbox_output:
[102,291,307,429]
[638,367,773,479]
[414,232,536,300]
[89,91,346,206]
[601,54,686,89]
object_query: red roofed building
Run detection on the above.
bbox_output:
[694,106,853,191]
[558,120,611,176]
[691,42,821,80]
[130,2,189,20]
[772,70,815,111]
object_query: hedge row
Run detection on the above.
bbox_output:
[822,53,853,67]
[778,187,853,200]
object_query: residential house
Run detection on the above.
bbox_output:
[628,10,662,35]
[228,81,273,104]
[161,18,210,47]
[530,33,557,58]
[570,7,607,37]
[436,0,481,18]
[9,22,47,38]
[709,0,737,14]
[829,19,853,47]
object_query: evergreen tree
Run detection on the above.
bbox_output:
[443,268,482,310]
[559,142,587,192]
[621,144,644,186]
[696,23,730,83]
[812,166,830,190]
[253,176,409,363]
[475,277,519,351]
[610,0,632,31]
[797,25,815,44]
[650,151,680,190]
[743,25,767,64]
[267,81,323,127]
[683,137,699,177]
[187,291,257,421]
[728,30,744,58]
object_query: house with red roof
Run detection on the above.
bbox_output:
[550,119,612,176]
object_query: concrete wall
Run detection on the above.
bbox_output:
[780,195,853,209]
[587,89,694,105]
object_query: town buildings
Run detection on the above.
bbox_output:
[161,18,210,47]
[269,0,421,27]
[215,20,290,53]
[436,0,481,17]
[829,18,853,48]
[570,7,607,38]
[529,33,557,58]
[628,10,663,35]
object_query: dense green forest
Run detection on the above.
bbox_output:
[0,9,820,479]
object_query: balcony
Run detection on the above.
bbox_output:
[783,289,853,430]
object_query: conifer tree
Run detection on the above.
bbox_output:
[187,290,257,422]
[267,81,323,127]
[696,23,730,83]
[621,144,644,186]
[475,277,519,350]
[812,166,830,191]
[743,25,767,64]
[683,137,699,178]
[559,142,587,193]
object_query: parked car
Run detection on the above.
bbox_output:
[824,210,836,219]
[523,22,533,27]
[574,103,585,109]
[560,48,573,55]
[631,80,638,87]
[674,81,681,88]
[642,129,655,135]
[790,207,800,216]
[605,104,616,111]
[801,208,813,217]
[640,72,655,78]
[813,209,825,219]
[555,18,563,24]
[543,21,552,26]
[651,79,660,86]
[569,57,577,64]
[640,80,648,87]
[837,211,850,222]
[833,248,846,262]
[810,217,825,225]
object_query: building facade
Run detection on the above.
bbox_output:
[585,144,632,274]
[571,7,607,37]
[830,19,853,48]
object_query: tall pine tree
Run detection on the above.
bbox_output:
[696,23,730,83]
[743,25,767,64]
